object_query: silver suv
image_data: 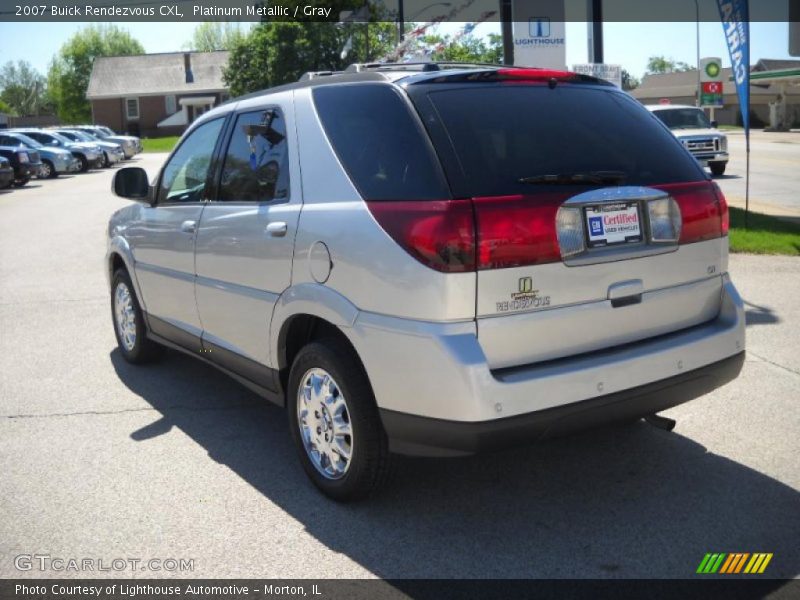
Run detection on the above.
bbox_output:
[107,64,745,501]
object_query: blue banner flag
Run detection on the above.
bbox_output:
[717,0,750,133]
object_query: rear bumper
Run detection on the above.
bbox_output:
[351,275,745,456]
[381,351,744,456]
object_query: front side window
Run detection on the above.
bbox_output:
[218,109,290,202]
[158,118,224,204]
[126,98,140,120]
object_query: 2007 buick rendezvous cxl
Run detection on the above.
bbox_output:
[107,63,745,500]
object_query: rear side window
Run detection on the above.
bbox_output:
[419,85,704,197]
[219,109,290,203]
[313,84,449,201]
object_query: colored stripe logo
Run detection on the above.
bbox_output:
[697,553,773,574]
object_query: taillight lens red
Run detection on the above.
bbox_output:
[473,195,564,269]
[656,181,727,244]
[714,184,730,235]
[366,200,475,273]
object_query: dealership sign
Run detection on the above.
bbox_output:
[512,0,566,69]
[700,57,724,107]
[572,64,622,88]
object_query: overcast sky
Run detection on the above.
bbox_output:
[0,21,793,80]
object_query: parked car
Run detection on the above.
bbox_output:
[645,104,729,176]
[0,156,14,189]
[0,131,78,178]
[107,64,745,501]
[13,129,102,172]
[0,145,38,187]
[53,129,125,167]
[72,125,141,158]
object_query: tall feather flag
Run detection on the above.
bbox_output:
[717,0,750,226]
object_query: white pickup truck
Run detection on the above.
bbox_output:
[646,104,729,176]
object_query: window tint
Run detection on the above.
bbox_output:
[218,109,290,202]
[313,84,449,201]
[422,85,704,197]
[158,118,224,204]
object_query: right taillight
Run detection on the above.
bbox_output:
[714,184,730,235]
[656,181,727,244]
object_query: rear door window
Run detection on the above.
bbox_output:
[413,84,705,198]
[312,84,450,201]
[218,109,290,202]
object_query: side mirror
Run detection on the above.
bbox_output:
[51,140,60,145]
[710,120,718,129]
[113,167,152,203]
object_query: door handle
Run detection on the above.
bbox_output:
[180,220,197,234]
[266,221,288,237]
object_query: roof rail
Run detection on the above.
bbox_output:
[299,70,343,81]
[343,62,514,73]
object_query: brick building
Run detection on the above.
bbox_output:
[86,51,230,137]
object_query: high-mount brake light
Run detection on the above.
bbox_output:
[496,68,578,82]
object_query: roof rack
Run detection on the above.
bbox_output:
[298,70,344,81]
[343,61,514,73]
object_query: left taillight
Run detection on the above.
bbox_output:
[365,200,476,273]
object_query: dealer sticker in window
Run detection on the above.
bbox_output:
[585,203,642,247]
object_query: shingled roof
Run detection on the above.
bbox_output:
[87,51,229,99]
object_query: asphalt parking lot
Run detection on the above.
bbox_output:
[0,153,798,583]
[718,130,800,219]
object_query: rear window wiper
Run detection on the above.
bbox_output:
[518,171,627,185]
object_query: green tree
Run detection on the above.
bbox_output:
[621,69,640,91]
[646,55,695,74]
[224,20,396,96]
[0,98,16,116]
[48,25,144,123]
[417,32,503,64]
[185,22,246,52]
[0,60,50,116]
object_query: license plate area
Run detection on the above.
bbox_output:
[585,202,642,248]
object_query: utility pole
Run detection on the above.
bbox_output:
[588,0,603,63]
[501,0,513,65]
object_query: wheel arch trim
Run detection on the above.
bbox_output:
[270,283,360,371]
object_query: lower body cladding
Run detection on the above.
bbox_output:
[350,275,745,457]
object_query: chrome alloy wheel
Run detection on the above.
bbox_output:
[114,282,137,351]
[297,368,353,480]
[40,162,52,178]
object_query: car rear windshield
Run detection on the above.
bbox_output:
[312,84,450,201]
[415,84,705,198]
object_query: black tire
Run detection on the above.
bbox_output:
[111,269,164,364]
[710,162,726,176]
[288,339,391,502]
[103,152,111,168]
[40,160,58,179]
[13,176,30,188]
[77,154,89,172]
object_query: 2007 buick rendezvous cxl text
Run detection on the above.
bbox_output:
[106,64,745,500]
